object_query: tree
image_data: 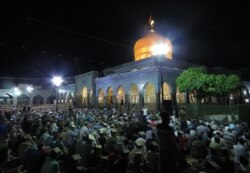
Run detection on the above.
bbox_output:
[177,67,242,102]
[176,67,242,116]
[176,67,207,103]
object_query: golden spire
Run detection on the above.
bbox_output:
[149,15,155,32]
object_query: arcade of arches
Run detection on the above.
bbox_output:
[130,84,139,106]
[95,82,186,112]
[13,93,73,106]
[144,82,156,111]
[82,87,94,108]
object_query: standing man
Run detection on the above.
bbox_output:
[157,110,178,173]
[179,106,187,131]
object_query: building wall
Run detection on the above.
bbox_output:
[74,71,99,107]
[1,58,249,111]
[96,65,182,112]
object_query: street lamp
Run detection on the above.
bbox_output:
[26,86,34,106]
[229,94,234,115]
[152,43,170,111]
[26,86,34,93]
[13,87,21,107]
[51,76,63,112]
[14,87,21,96]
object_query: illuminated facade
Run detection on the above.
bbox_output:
[0,17,249,112]
[72,17,191,112]
[72,17,250,112]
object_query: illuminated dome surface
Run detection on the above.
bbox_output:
[134,17,173,61]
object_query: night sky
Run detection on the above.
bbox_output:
[1,1,250,80]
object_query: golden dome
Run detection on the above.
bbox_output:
[134,17,173,61]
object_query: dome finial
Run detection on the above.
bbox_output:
[149,14,155,32]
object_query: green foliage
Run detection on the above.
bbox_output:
[176,67,242,102]
[176,67,206,98]
[214,75,228,95]
[226,74,241,91]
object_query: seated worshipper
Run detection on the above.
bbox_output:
[106,128,118,154]
[137,110,147,125]
[238,155,250,173]
[196,121,210,143]
[129,139,146,164]
[223,128,236,149]
[105,144,124,173]
[39,127,51,145]
[40,148,61,173]
[0,137,8,165]
[146,141,160,173]
[97,128,108,155]
[233,137,248,166]
[176,131,188,154]
[79,121,89,139]
[191,134,208,160]
[116,130,127,151]
[112,147,130,173]
[49,132,67,153]
[218,148,234,173]
[63,124,78,150]
[79,134,94,167]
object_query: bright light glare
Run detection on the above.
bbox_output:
[245,98,249,103]
[26,86,34,93]
[52,76,63,87]
[58,89,65,93]
[243,90,247,95]
[230,94,234,100]
[151,44,169,56]
[14,87,21,96]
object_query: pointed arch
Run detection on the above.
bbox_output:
[162,82,171,101]
[116,86,125,104]
[47,95,56,104]
[98,88,105,106]
[89,89,94,107]
[130,84,139,104]
[82,86,88,108]
[116,86,125,112]
[17,94,29,105]
[107,87,114,107]
[143,82,156,111]
[33,95,44,105]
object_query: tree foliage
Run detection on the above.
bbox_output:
[176,67,242,103]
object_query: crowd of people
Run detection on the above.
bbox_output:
[0,106,249,173]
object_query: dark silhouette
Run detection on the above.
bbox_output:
[157,110,178,173]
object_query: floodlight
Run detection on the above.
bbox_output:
[52,76,63,87]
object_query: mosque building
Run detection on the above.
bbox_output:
[72,17,189,113]
[1,17,250,112]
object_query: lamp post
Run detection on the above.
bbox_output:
[14,87,21,107]
[26,86,33,105]
[152,44,169,111]
[160,57,164,110]
[229,94,234,116]
[51,76,63,112]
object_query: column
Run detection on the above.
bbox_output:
[139,93,144,111]
[172,87,177,107]
[125,94,130,112]
[13,96,17,106]
[87,93,90,108]
[156,91,160,113]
